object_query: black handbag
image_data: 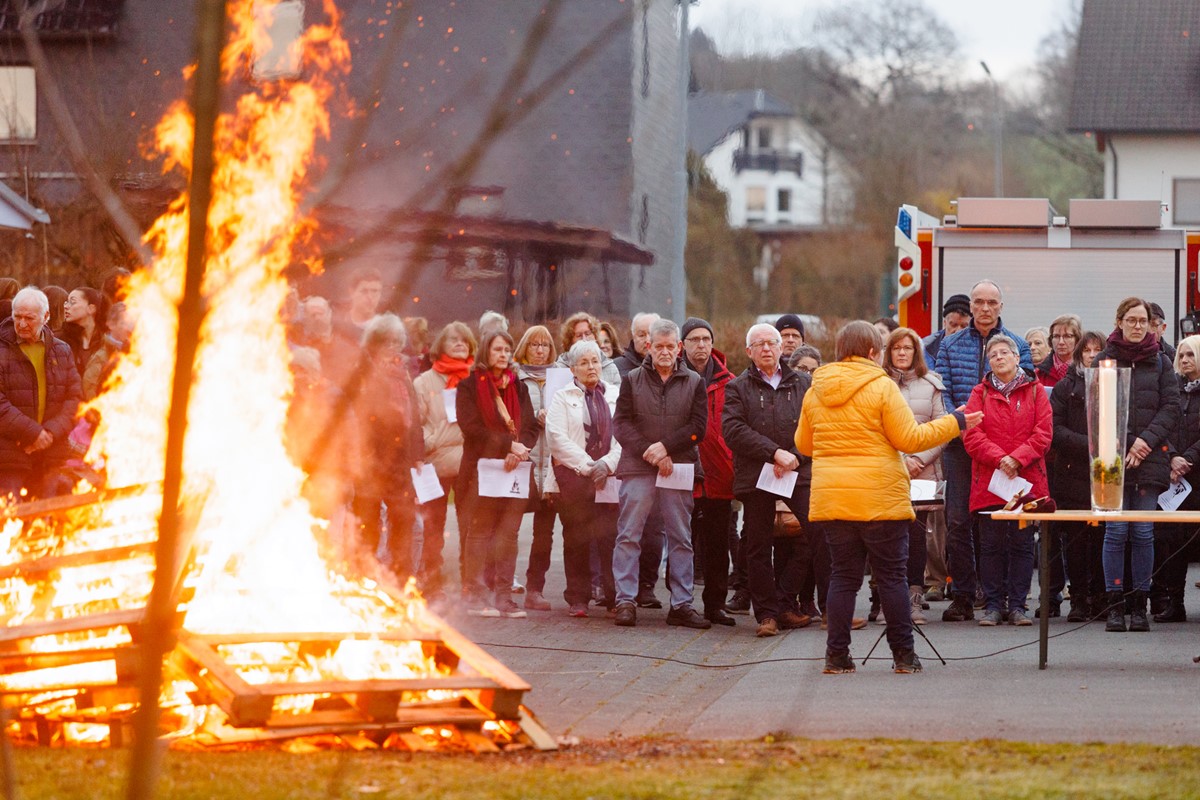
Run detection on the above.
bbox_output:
[553,462,596,503]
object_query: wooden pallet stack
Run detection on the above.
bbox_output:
[0,492,554,751]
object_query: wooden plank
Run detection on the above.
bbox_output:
[992,509,1200,524]
[516,705,558,751]
[419,608,530,692]
[0,648,123,675]
[183,629,443,645]
[0,483,157,520]
[262,705,489,730]
[239,676,499,697]
[0,543,155,581]
[0,608,144,645]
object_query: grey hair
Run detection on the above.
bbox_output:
[745,322,781,348]
[648,318,679,341]
[630,311,660,336]
[971,279,1003,300]
[479,310,508,333]
[361,312,407,353]
[985,333,1019,357]
[12,287,48,316]
[567,339,603,367]
[1024,326,1048,340]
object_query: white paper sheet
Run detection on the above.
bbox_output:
[442,388,458,424]
[910,479,939,502]
[1159,477,1192,512]
[410,463,444,505]
[595,477,621,504]
[477,459,532,499]
[755,463,798,498]
[987,468,1033,503]
[543,367,574,410]
[654,462,695,491]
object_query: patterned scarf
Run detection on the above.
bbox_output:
[989,369,1031,397]
[475,367,521,437]
[576,378,612,460]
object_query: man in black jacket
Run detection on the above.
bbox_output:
[722,323,815,637]
[612,318,710,629]
[0,287,82,499]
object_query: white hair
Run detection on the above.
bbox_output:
[361,312,407,353]
[630,312,660,336]
[12,287,48,316]
[648,318,679,341]
[479,310,508,333]
[567,339,603,367]
[745,322,781,347]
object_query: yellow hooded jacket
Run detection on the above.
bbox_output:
[795,357,962,522]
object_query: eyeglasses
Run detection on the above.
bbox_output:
[529,342,551,348]
[891,345,915,353]
[1122,317,1149,328]
[748,339,780,350]
[988,349,1015,358]
[684,335,712,345]
[1050,333,1076,341]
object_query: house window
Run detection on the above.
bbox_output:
[0,66,36,142]
[1174,179,1200,225]
[745,186,766,221]
[253,0,305,81]
[777,189,791,214]
[756,126,771,150]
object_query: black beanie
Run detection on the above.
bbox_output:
[681,316,713,341]
[775,313,805,337]
[942,294,970,318]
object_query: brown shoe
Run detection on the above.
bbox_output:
[819,616,868,630]
[756,618,779,637]
[778,610,812,629]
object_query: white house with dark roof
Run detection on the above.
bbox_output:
[1069,0,1200,227]
[687,90,853,229]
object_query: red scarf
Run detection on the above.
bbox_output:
[1106,329,1160,364]
[432,353,473,388]
[475,367,521,437]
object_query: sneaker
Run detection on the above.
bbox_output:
[636,586,663,609]
[924,586,945,603]
[1009,608,1032,626]
[467,600,500,618]
[910,588,928,625]
[511,580,525,595]
[756,618,779,637]
[823,616,868,630]
[495,598,527,619]
[726,589,752,615]
[613,602,636,627]
[942,594,975,622]
[591,586,606,605]
[666,606,712,629]
[778,610,813,630]
[973,587,986,609]
[567,604,589,618]
[892,648,923,674]
[875,611,887,626]
[823,651,855,674]
[978,609,1002,626]
[524,591,551,611]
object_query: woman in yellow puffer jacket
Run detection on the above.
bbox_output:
[797,321,980,676]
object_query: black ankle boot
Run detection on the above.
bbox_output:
[1153,591,1187,623]
[1104,591,1127,632]
[1128,591,1150,632]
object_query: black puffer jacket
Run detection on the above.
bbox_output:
[1097,343,1179,491]
[722,364,812,496]
[1049,367,1088,507]
[1170,376,1200,466]
[0,317,82,475]
[614,341,642,378]
[613,355,706,479]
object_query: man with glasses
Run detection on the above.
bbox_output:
[681,317,737,626]
[933,280,1033,622]
[0,287,82,499]
[774,314,806,360]
[611,318,710,629]
[723,323,816,637]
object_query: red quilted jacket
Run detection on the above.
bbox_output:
[962,375,1052,511]
[693,350,735,499]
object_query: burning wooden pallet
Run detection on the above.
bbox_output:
[0,492,555,751]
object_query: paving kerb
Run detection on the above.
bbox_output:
[431,510,1200,744]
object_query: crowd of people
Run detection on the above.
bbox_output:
[1,266,1196,675]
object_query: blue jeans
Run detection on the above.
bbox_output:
[978,515,1034,613]
[613,474,696,609]
[1103,484,1156,592]
[824,519,912,655]
[942,441,977,598]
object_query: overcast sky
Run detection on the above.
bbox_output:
[689,0,1077,88]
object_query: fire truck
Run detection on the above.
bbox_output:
[895,197,1200,342]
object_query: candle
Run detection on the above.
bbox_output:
[1098,359,1117,463]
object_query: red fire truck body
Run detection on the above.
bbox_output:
[895,198,1200,343]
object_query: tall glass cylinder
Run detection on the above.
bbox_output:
[1085,360,1130,513]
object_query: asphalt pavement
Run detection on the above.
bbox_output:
[434,514,1200,745]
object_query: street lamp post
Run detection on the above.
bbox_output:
[980,60,1003,197]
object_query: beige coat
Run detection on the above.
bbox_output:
[414,368,464,478]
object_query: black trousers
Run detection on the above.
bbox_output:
[737,486,810,623]
[691,497,732,613]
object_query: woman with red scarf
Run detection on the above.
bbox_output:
[457,329,538,618]
[414,322,476,601]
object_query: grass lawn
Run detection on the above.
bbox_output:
[8,737,1200,799]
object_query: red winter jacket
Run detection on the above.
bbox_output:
[962,375,1052,512]
[692,350,735,500]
